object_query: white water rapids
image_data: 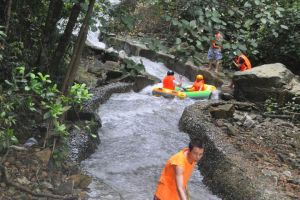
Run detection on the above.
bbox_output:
[81,56,221,199]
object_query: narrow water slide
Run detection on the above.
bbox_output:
[81,57,220,199]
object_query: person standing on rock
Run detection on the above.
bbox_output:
[153,139,204,200]
[207,31,223,73]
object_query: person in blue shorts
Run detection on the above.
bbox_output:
[207,31,223,73]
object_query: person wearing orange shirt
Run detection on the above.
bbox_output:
[162,70,182,90]
[154,140,204,200]
[233,52,252,71]
[184,75,205,92]
[230,52,252,88]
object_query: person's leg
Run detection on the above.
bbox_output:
[207,60,213,70]
[215,49,222,72]
[215,60,221,72]
[207,47,214,70]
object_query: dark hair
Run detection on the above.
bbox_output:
[167,70,174,76]
[188,139,204,151]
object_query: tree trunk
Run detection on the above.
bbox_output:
[49,0,84,76]
[4,0,13,34]
[37,0,63,71]
[62,0,96,95]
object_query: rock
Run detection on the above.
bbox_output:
[287,178,300,186]
[68,174,92,189]
[41,181,54,190]
[215,119,225,127]
[103,61,120,70]
[233,63,300,103]
[282,170,292,178]
[35,148,51,165]
[233,112,244,121]
[210,104,235,119]
[17,177,31,185]
[24,137,38,147]
[277,153,286,162]
[224,123,238,136]
[242,114,256,129]
[120,73,160,92]
[262,169,279,178]
[105,70,124,80]
[55,181,73,195]
[221,92,234,101]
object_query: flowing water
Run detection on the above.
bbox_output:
[82,58,221,200]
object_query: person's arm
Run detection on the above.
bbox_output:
[233,57,244,69]
[211,40,222,49]
[175,166,188,200]
[173,76,183,87]
[232,60,240,69]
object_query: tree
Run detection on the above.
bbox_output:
[4,0,12,34]
[36,0,64,70]
[49,0,85,76]
[62,0,96,95]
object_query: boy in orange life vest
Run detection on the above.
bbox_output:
[162,70,182,90]
[233,52,252,71]
[230,52,252,88]
[154,140,204,200]
[184,75,205,92]
[207,31,223,73]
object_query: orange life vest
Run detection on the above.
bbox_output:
[192,80,205,91]
[236,54,252,71]
[155,148,196,200]
[162,75,175,90]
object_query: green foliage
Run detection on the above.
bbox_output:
[264,98,279,114]
[108,0,300,71]
[141,38,168,52]
[121,59,145,76]
[0,91,18,152]
[264,97,300,115]
[68,83,93,104]
[0,66,92,151]
[52,145,68,167]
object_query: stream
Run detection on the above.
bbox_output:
[82,57,221,200]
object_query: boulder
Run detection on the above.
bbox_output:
[210,104,235,119]
[119,73,160,92]
[68,174,92,189]
[106,69,124,80]
[233,63,300,103]
[35,148,51,166]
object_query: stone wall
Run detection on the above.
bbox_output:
[179,101,288,200]
[105,37,223,87]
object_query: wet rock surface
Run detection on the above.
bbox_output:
[233,63,300,103]
[179,101,300,200]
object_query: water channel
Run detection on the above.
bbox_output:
[82,57,221,200]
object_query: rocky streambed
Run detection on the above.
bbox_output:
[180,101,300,200]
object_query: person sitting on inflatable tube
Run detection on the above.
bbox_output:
[184,75,206,92]
[162,70,182,90]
